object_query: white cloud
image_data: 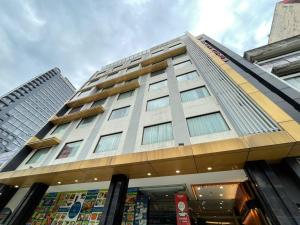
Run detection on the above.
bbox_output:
[0,0,277,95]
[255,19,272,46]
[191,0,236,38]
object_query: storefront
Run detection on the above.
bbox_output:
[1,170,270,225]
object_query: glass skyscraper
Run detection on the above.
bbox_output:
[0,68,75,167]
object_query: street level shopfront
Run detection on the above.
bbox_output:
[1,170,272,225]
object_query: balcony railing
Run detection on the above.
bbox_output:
[68,80,140,108]
[50,106,104,125]
[26,136,60,149]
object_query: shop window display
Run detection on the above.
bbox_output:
[26,188,148,225]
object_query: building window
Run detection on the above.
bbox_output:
[118,90,134,100]
[284,75,300,91]
[187,112,229,137]
[26,148,50,164]
[78,88,91,97]
[142,122,173,145]
[150,70,165,77]
[180,87,210,102]
[174,60,192,70]
[96,71,106,77]
[147,96,169,111]
[91,99,106,108]
[177,71,199,82]
[172,53,187,61]
[152,49,164,56]
[56,140,82,159]
[89,78,99,85]
[149,80,167,91]
[127,64,139,73]
[169,43,182,49]
[109,106,130,120]
[94,132,122,153]
[106,71,118,79]
[51,123,69,135]
[77,116,96,129]
[68,106,82,114]
[131,57,141,63]
[113,65,122,70]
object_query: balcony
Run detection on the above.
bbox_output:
[141,45,186,67]
[67,80,140,108]
[50,106,104,125]
[96,60,167,89]
[26,136,60,149]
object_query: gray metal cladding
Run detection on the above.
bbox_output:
[183,36,280,136]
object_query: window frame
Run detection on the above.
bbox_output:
[109,106,130,120]
[150,69,165,77]
[142,121,173,145]
[51,123,69,135]
[76,116,96,129]
[186,112,230,137]
[26,147,50,165]
[146,95,170,111]
[180,86,210,102]
[169,43,182,49]
[56,140,83,159]
[118,90,134,100]
[173,60,192,70]
[93,132,122,153]
[148,79,168,91]
[176,70,199,82]
[91,98,106,108]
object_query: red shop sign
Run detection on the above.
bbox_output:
[175,193,191,225]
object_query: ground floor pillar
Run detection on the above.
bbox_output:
[245,160,300,225]
[5,182,48,225]
[100,174,129,225]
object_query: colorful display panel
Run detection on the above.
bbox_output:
[27,189,107,225]
[26,188,147,225]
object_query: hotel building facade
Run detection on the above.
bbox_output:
[0,33,299,225]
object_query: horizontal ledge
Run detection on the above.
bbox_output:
[67,80,140,108]
[26,136,60,150]
[79,60,168,93]
[50,106,104,125]
[141,46,187,67]
[96,60,168,89]
[0,131,298,187]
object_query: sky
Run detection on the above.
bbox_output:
[0,0,277,96]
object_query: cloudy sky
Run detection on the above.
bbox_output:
[0,0,276,96]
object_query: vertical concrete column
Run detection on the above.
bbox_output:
[100,174,129,225]
[5,182,48,225]
[0,184,18,211]
[245,161,300,225]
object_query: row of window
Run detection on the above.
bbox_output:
[63,84,210,131]
[70,68,202,118]
[26,112,229,164]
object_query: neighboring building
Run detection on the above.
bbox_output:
[244,35,300,94]
[0,34,299,225]
[0,68,75,168]
[269,0,300,44]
